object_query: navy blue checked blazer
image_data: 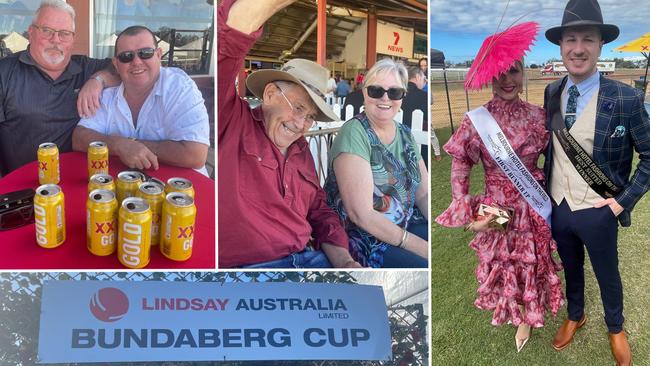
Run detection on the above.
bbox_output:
[543,75,650,227]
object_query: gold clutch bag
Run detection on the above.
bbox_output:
[477,203,514,231]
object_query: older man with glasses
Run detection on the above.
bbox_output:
[72,25,210,174]
[218,0,361,269]
[0,0,118,177]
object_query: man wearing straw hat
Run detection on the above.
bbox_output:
[544,0,650,364]
[217,0,360,268]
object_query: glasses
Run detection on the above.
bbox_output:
[116,48,156,63]
[32,24,74,42]
[274,83,316,126]
[366,85,406,100]
[0,189,35,231]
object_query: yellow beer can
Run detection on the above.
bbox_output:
[116,171,143,203]
[87,141,109,177]
[136,181,165,246]
[88,173,115,193]
[87,189,118,256]
[34,184,65,248]
[165,177,194,198]
[37,142,60,185]
[160,192,196,261]
[118,197,152,269]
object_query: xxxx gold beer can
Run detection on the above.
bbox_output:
[87,141,109,177]
[88,173,115,193]
[87,189,118,256]
[118,197,151,269]
[33,184,65,248]
[136,181,164,246]
[37,142,60,185]
[165,177,194,198]
[160,192,196,261]
[116,171,143,203]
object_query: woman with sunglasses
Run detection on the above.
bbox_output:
[324,58,429,268]
[436,54,564,350]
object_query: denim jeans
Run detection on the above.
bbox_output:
[241,249,332,269]
[382,220,429,268]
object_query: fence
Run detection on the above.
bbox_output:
[0,272,428,366]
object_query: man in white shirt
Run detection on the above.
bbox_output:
[72,25,210,174]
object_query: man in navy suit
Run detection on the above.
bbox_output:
[543,1,650,364]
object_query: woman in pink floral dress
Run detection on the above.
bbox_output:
[436,60,564,351]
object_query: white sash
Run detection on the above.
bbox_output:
[467,106,552,225]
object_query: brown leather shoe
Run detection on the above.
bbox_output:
[608,331,632,366]
[552,314,587,351]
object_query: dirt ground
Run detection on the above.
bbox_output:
[431,68,648,129]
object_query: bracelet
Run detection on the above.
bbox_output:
[93,75,105,88]
[397,229,408,248]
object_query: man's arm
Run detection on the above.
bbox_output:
[321,243,362,268]
[78,64,120,118]
[139,140,208,170]
[72,125,159,170]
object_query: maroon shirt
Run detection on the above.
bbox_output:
[217,0,348,268]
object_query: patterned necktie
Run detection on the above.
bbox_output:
[565,85,580,129]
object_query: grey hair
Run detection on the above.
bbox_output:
[406,65,424,80]
[34,0,76,31]
[363,58,408,90]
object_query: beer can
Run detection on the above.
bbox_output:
[86,189,118,256]
[118,197,152,269]
[116,171,143,203]
[33,184,65,248]
[87,141,109,177]
[37,142,60,185]
[136,181,164,246]
[88,173,115,193]
[160,192,196,261]
[165,177,194,198]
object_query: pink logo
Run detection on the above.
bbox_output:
[89,287,129,322]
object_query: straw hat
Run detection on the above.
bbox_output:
[246,59,339,122]
[545,0,619,45]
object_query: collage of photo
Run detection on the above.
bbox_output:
[0,0,649,364]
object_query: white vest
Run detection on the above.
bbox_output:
[550,87,601,210]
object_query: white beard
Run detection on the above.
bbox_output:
[42,47,65,65]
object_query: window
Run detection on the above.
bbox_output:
[0,1,37,58]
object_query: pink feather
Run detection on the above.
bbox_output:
[465,22,539,91]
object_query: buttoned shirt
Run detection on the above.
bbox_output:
[0,49,110,175]
[78,67,210,174]
[217,0,348,268]
[562,70,600,120]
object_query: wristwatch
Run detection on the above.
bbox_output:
[93,75,105,88]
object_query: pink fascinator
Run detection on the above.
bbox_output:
[464,21,539,91]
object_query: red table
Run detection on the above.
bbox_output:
[0,152,215,269]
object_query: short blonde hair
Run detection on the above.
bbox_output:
[34,0,76,31]
[363,58,408,90]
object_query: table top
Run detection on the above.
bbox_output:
[0,152,215,270]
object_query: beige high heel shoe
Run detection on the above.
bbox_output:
[515,305,531,353]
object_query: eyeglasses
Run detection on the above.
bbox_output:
[366,85,406,100]
[274,83,316,126]
[31,24,74,42]
[116,47,156,63]
[0,189,35,231]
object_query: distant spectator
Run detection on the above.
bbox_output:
[402,65,430,166]
[336,78,350,98]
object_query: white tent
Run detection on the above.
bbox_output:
[2,31,28,53]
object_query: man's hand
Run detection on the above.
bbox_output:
[594,198,624,217]
[113,137,159,170]
[77,77,103,118]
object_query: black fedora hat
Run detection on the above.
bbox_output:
[545,0,619,45]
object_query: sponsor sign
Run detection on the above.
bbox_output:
[376,22,414,58]
[38,281,391,363]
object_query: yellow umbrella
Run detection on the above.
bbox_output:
[614,33,650,93]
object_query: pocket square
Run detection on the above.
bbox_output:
[610,125,626,138]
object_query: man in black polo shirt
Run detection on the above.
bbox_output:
[401,65,429,167]
[0,0,116,176]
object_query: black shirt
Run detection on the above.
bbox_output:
[401,82,429,167]
[0,49,110,176]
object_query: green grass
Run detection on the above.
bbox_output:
[430,127,650,365]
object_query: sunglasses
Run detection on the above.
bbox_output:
[116,47,156,63]
[0,189,35,231]
[366,85,406,100]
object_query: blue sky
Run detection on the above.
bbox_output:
[429,0,650,66]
